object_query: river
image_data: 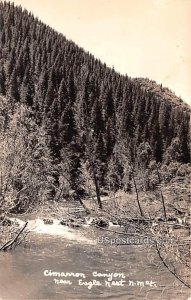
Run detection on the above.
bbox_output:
[0,223,190,300]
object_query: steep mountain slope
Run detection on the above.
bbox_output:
[0,2,190,205]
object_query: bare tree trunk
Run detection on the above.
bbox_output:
[92,168,102,209]
[86,135,102,210]
[0,169,2,196]
[59,173,85,208]
[156,164,167,221]
[130,165,144,217]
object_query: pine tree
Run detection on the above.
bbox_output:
[6,68,20,104]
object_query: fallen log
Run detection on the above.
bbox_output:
[155,243,191,289]
[0,221,28,251]
[94,224,150,239]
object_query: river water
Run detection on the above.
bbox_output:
[0,224,190,300]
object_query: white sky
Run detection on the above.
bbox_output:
[10,0,191,105]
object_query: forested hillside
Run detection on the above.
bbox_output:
[0,1,190,211]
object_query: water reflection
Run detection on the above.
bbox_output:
[0,228,190,300]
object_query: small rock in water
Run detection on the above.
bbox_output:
[0,216,13,226]
[60,219,68,226]
[92,217,109,228]
[43,218,53,225]
[111,220,119,225]
[70,223,81,228]
[60,218,81,228]
[78,217,86,224]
